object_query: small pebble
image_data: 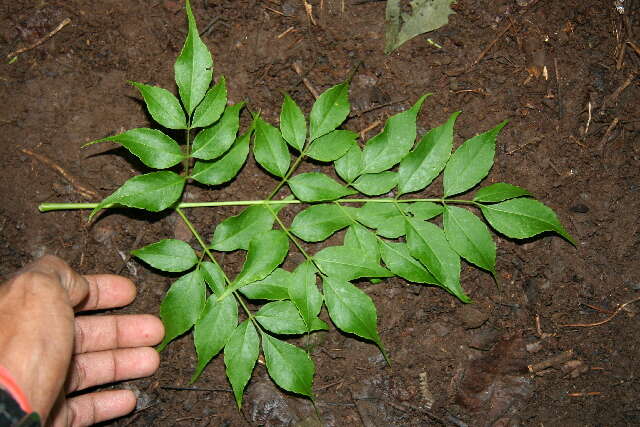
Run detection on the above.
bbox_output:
[457,305,489,329]
[570,204,589,213]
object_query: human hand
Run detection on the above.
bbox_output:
[0,255,164,426]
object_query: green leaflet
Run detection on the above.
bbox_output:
[255,300,326,334]
[240,268,292,300]
[405,218,470,302]
[480,198,575,244]
[307,130,357,162]
[158,269,206,351]
[200,261,226,295]
[261,333,314,398]
[403,201,444,220]
[288,172,356,202]
[334,141,363,183]
[288,262,323,331]
[192,77,227,129]
[385,0,456,53]
[309,82,350,141]
[211,202,286,251]
[174,0,212,116]
[313,245,392,281]
[130,82,186,130]
[91,171,185,218]
[192,293,238,382]
[280,93,307,151]
[362,95,429,174]
[224,320,259,408]
[344,224,380,262]
[191,129,251,186]
[443,120,508,197]
[191,103,244,160]
[253,116,291,177]
[398,112,459,195]
[290,204,355,242]
[443,206,496,276]
[132,239,198,273]
[354,202,406,238]
[323,276,383,350]
[378,240,437,284]
[86,128,184,169]
[473,183,532,203]
[352,171,397,196]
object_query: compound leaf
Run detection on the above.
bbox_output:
[398,111,459,195]
[314,246,392,281]
[224,320,259,408]
[211,203,285,251]
[480,198,575,244]
[473,182,532,203]
[280,93,306,151]
[158,270,205,351]
[174,0,213,116]
[362,95,428,174]
[307,130,356,162]
[289,262,323,330]
[379,240,437,284]
[309,82,350,141]
[443,120,508,197]
[192,293,238,382]
[240,268,292,301]
[288,172,356,202]
[200,261,226,295]
[131,82,186,130]
[191,103,244,160]
[261,333,314,398]
[86,128,184,169]
[192,77,227,129]
[91,171,185,218]
[443,206,496,275]
[290,204,354,242]
[254,116,291,177]
[334,141,363,183]
[132,239,197,273]
[255,301,308,334]
[405,218,470,302]
[191,128,250,186]
[352,171,397,196]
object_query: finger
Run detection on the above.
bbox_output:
[51,390,136,427]
[66,347,160,393]
[18,255,89,306]
[75,274,136,312]
[74,314,164,353]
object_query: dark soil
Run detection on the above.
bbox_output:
[1,0,639,425]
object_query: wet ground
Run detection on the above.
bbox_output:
[1,0,639,425]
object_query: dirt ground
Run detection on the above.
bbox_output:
[1,0,639,425]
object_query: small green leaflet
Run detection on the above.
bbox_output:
[288,172,356,202]
[192,293,238,382]
[253,116,291,177]
[480,198,575,244]
[307,130,357,162]
[405,218,470,302]
[344,224,380,262]
[398,111,459,195]
[443,206,496,276]
[403,201,444,220]
[323,276,384,350]
[240,268,292,300]
[354,202,406,238]
[378,240,437,284]
[224,320,259,408]
[280,93,306,152]
[211,202,285,251]
[473,183,532,203]
[261,333,314,398]
[174,0,212,116]
[200,261,226,295]
[352,171,397,196]
[91,171,185,218]
[191,129,250,186]
[443,120,508,197]
[192,77,227,129]
[314,245,392,281]
[158,269,206,351]
[86,128,184,169]
[362,95,429,174]
[130,82,186,130]
[255,300,325,334]
[309,82,350,141]
[132,239,198,273]
[290,204,355,242]
[191,103,244,160]
[288,262,324,331]
[334,141,363,183]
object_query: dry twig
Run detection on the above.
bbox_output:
[7,18,71,59]
[560,295,640,328]
[466,20,514,72]
[528,350,574,374]
[292,61,319,99]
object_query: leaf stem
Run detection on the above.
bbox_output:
[265,204,314,263]
[183,128,192,176]
[266,149,307,201]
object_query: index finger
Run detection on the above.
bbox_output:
[75,274,136,312]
